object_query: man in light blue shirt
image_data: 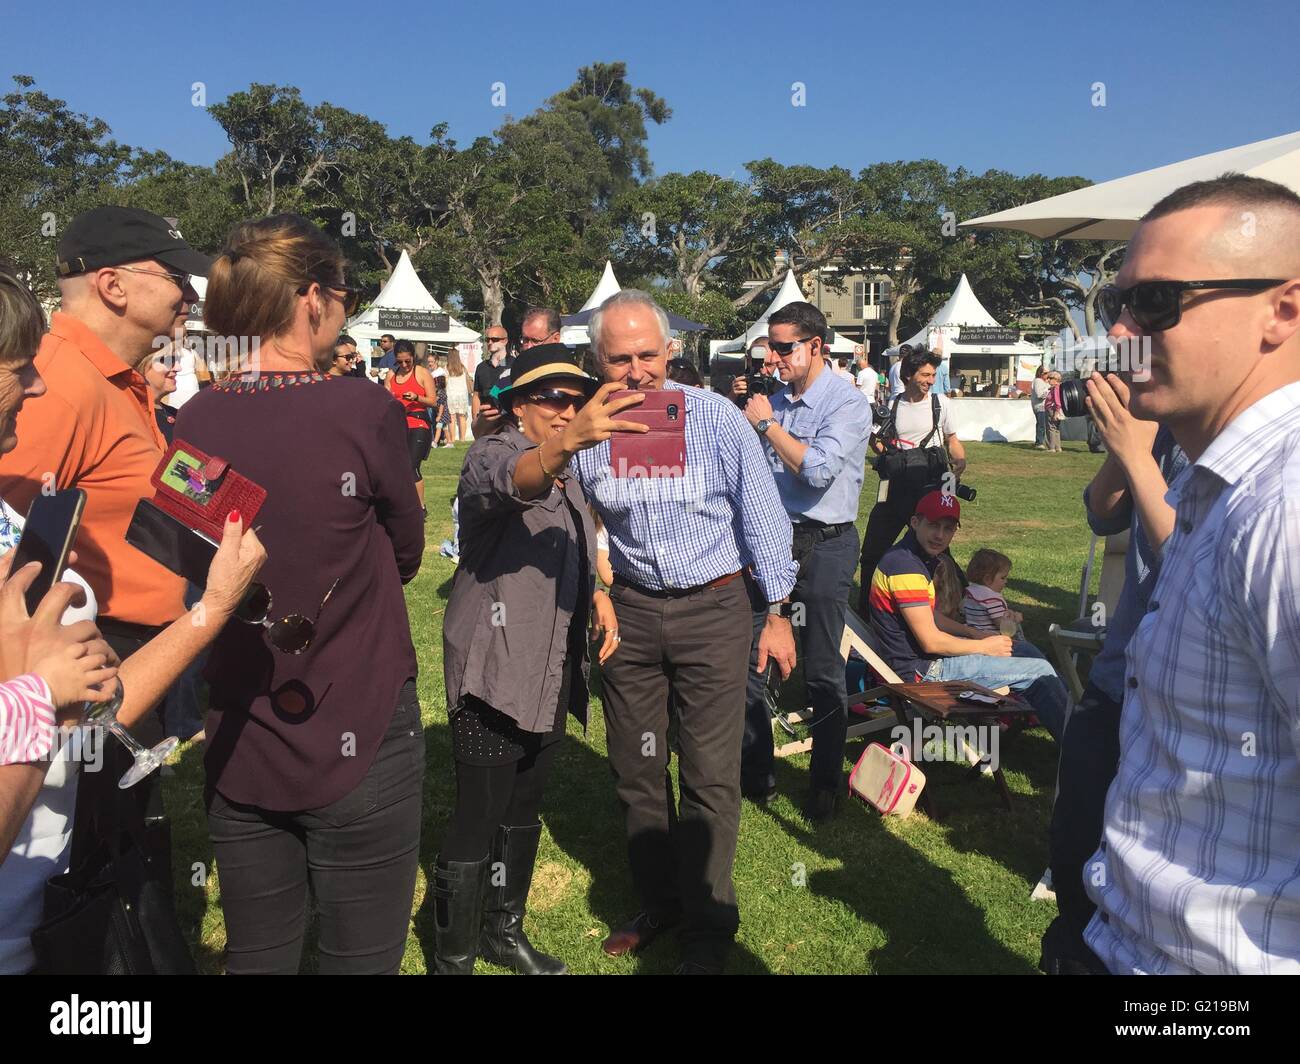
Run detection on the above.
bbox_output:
[741,301,871,821]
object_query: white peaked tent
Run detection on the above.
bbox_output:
[560,260,623,346]
[889,274,1039,359]
[715,271,856,354]
[961,129,1300,240]
[346,250,479,347]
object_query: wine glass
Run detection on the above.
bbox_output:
[83,681,179,789]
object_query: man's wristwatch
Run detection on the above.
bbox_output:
[755,418,772,435]
[767,601,794,619]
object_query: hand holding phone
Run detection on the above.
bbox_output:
[11,490,86,615]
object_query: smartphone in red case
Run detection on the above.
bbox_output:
[608,389,686,477]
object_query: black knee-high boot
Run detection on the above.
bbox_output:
[479,823,566,975]
[433,855,489,975]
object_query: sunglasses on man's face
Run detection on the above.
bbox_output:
[768,336,815,357]
[1097,278,1284,333]
[235,578,340,654]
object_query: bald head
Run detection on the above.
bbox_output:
[1140,173,1300,277]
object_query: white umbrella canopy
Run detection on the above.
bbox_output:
[961,129,1300,240]
[716,270,857,354]
[560,260,623,346]
[347,250,480,345]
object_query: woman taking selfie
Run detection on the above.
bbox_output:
[388,339,437,513]
[435,343,645,975]
[177,214,425,975]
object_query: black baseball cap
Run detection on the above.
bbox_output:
[56,206,212,279]
[496,343,597,408]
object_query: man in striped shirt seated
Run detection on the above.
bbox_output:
[1083,174,1300,975]
[866,491,1068,738]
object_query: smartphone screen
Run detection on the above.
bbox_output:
[13,489,87,614]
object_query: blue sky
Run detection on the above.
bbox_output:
[3,0,1297,186]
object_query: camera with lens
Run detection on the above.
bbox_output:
[746,372,781,398]
[953,482,976,502]
[1053,378,1088,419]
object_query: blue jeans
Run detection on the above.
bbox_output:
[924,651,1067,740]
[1034,408,1048,446]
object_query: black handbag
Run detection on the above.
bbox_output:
[30,741,195,974]
[873,393,949,489]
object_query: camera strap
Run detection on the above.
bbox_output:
[880,393,943,453]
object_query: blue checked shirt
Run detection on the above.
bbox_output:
[571,381,798,602]
[1084,381,1300,975]
[767,366,871,524]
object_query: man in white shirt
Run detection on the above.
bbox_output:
[857,348,966,612]
[1083,173,1300,975]
[854,348,878,403]
[886,347,906,399]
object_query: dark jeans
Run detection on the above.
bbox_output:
[100,622,167,824]
[743,526,860,795]
[1047,681,1123,957]
[602,577,752,968]
[857,484,924,614]
[740,579,774,797]
[206,679,425,974]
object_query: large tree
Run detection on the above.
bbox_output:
[0,76,148,299]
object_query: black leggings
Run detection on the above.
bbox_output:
[441,739,559,861]
[408,425,432,481]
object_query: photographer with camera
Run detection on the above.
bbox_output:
[857,347,967,615]
[741,302,871,822]
[728,336,781,407]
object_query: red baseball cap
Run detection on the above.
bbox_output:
[914,490,961,525]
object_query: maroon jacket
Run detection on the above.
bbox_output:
[177,371,423,810]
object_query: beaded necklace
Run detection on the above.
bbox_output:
[213,370,331,394]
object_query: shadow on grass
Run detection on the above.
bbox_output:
[754,750,1039,975]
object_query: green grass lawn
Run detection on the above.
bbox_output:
[163,438,1106,974]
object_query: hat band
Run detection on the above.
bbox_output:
[506,364,594,391]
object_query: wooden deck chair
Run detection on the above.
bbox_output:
[774,607,999,767]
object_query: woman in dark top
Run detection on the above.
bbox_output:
[388,339,436,515]
[177,213,425,975]
[436,343,644,975]
[134,346,179,443]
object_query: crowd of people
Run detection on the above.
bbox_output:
[0,170,1297,976]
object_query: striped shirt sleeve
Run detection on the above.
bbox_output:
[0,674,56,766]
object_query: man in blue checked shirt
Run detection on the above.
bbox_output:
[566,289,798,975]
[740,301,871,823]
[1082,174,1300,975]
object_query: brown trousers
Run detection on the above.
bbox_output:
[601,576,753,967]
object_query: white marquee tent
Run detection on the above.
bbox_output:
[714,271,857,355]
[346,250,479,347]
[560,260,623,346]
[888,274,1040,360]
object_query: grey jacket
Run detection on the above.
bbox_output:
[443,425,594,732]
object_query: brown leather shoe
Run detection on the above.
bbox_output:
[601,911,678,957]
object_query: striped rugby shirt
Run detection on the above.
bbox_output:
[867,529,940,680]
[1085,381,1300,974]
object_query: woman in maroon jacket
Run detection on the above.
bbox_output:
[177,214,425,975]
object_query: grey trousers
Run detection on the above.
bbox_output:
[601,576,752,968]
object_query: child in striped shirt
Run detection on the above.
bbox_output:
[962,549,1024,635]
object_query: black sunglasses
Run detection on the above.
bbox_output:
[1098,279,1284,333]
[299,279,361,316]
[235,577,340,655]
[523,389,587,410]
[768,336,817,356]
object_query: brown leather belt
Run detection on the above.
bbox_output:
[612,569,742,599]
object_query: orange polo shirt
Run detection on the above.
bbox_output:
[0,312,185,627]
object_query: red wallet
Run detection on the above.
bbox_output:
[148,440,267,542]
[608,389,686,477]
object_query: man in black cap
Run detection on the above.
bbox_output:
[0,204,210,703]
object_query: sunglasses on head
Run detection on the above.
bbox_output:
[768,336,816,356]
[235,577,340,655]
[299,279,360,316]
[1097,278,1283,333]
